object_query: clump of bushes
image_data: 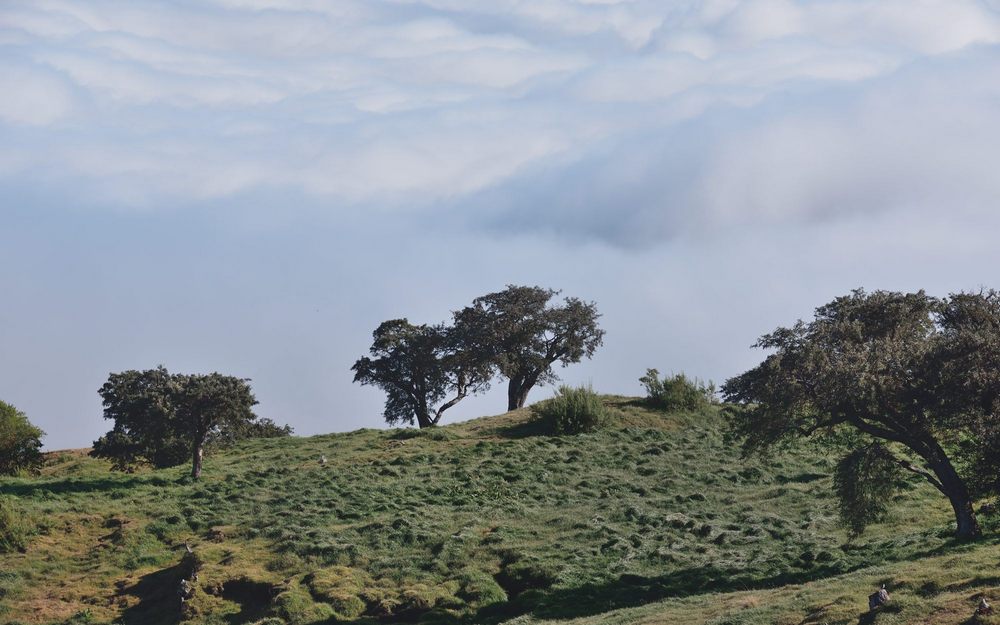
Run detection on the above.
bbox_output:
[0,400,44,476]
[531,385,607,434]
[639,369,716,411]
[0,496,32,553]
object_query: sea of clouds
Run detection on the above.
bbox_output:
[2,0,1000,446]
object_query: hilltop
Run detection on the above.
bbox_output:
[1,397,998,625]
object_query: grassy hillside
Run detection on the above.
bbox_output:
[1,397,996,625]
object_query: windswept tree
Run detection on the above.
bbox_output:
[456,285,604,410]
[723,289,1000,539]
[92,367,278,479]
[0,400,44,476]
[171,373,259,479]
[352,318,492,428]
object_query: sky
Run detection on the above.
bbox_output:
[2,0,1000,450]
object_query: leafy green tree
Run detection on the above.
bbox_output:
[172,373,259,479]
[723,289,1000,539]
[352,319,492,428]
[92,367,276,479]
[455,285,605,411]
[0,400,44,476]
[92,367,187,471]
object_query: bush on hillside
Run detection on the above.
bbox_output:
[0,400,44,476]
[531,385,606,435]
[0,496,32,553]
[639,369,716,412]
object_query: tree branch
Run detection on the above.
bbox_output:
[794,414,847,437]
[893,456,946,494]
[848,415,912,446]
[433,382,469,423]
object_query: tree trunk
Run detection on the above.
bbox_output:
[415,409,434,429]
[934,461,980,539]
[948,493,981,539]
[507,378,533,411]
[191,441,203,480]
[924,443,980,539]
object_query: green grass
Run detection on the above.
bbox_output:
[0,396,994,625]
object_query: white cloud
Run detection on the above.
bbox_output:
[0,0,998,230]
[0,59,76,125]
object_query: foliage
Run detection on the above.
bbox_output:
[531,385,607,434]
[352,318,492,428]
[833,443,904,536]
[639,369,715,412]
[90,366,278,478]
[209,417,293,449]
[455,285,605,410]
[0,400,44,476]
[723,288,1000,538]
[0,495,32,553]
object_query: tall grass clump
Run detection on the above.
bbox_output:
[639,368,715,411]
[0,496,32,553]
[532,385,607,434]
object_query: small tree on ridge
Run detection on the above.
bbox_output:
[455,285,604,411]
[92,367,268,479]
[352,318,492,428]
[0,400,44,476]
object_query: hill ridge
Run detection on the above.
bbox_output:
[2,396,996,625]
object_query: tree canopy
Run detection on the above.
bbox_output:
[455,285,605,410]
[0,400,44,476]
[353,286,605,426]
[352,318,492,428]
[723,289,1000,538]
[91,367,283,479]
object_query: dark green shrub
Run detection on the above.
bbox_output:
[639,369,715,411]
[0,400,44,476]
[0,496,32,553]
[531,385,606,435]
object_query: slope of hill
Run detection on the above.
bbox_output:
[1,397,996,625]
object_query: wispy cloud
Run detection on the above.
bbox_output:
[3,0,997,229]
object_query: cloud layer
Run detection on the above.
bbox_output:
[3,1,1000,448]
[4,0,999,231]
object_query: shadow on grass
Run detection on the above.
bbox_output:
[117,562,184,625]
[462,536,1000,625]
[285,534,1000,625]
[490,416,551,439]
[220,578,279,625]
[1,476,161,497]
[856,611,877,625]
[478,564,851,623]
